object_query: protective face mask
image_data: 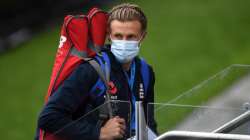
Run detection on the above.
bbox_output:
[111,39,140,63]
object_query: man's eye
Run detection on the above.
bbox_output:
[127,35,137,41]
[114,34,123,40]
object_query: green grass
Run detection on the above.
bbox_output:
[0,27,60,139]
[130,0,250,102]
[132,0,250,133]
[1,0,250,139]
[131,0,250,133]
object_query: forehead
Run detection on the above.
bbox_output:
[110,20,142,35]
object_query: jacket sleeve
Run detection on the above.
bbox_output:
[38,62,101,140]
[145,65,158,135]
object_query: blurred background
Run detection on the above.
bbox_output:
[1,0,250,139]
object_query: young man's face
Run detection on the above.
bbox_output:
[109,20,144,41]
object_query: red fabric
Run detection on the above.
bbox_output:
[68,16,89,52]
[90,10,108,46]
[41,8,108,140]
[46,15,88,101]
[88,7,108,55]
[42,132,65,140]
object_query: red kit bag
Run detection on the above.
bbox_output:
[40,8,108,140]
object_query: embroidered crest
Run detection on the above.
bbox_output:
[108,81,117,95]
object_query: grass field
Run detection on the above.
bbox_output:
[1,0,250,139]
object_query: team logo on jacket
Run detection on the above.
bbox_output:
[139,83,144,99]
[108,81,117,95]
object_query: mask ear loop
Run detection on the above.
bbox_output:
[107,35,113,46]
[138,32,146,46]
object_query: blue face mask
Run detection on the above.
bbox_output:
[111,39,140,63]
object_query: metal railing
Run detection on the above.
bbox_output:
[212,110,250,133]
[135,101,250,140]
[155,131,250,140]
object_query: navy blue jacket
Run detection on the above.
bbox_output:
[37,50,157,140]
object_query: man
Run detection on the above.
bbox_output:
[37,3,157,140]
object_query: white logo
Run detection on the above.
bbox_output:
[58,36,67,48]
[139,83,144,99]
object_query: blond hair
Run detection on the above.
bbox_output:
[108,3,147,33]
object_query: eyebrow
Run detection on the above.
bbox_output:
[113,32,137,36]
[113,33,123,36]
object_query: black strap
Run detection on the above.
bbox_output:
[88,59,113,117]
[88,59,109,88]
[70,47,113,118]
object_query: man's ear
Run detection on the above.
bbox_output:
[105,36,111,44]
[106,28,111,42]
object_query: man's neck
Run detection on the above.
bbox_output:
[122,61,132,71]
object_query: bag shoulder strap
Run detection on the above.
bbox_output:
[88,52,110,91]
[89,52,114,117]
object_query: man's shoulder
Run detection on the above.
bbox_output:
[136,57,154,72]
[73,59,98,75]
[78,59,94,68]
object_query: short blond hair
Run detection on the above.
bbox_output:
[108,3,147,33]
